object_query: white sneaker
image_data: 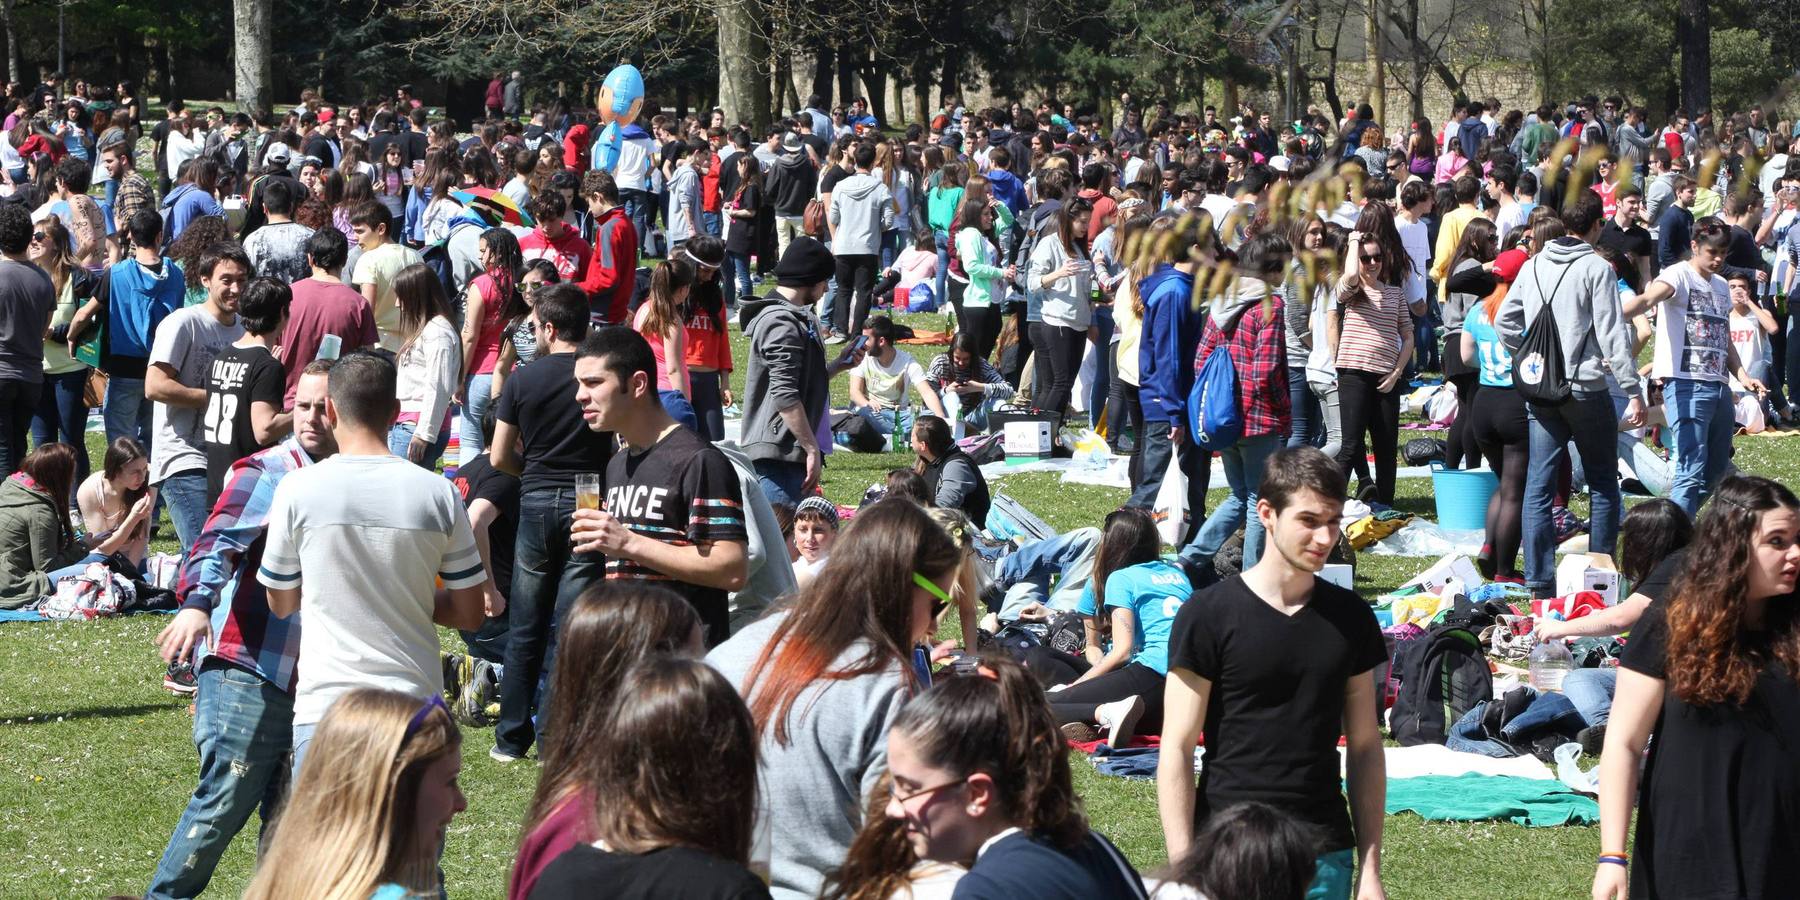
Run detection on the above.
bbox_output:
[1094,696,1145,748]
[489,745,523,763]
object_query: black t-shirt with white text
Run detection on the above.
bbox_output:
[203,344,285,504]
[603,426,747,645]
[1167,574,1387,851]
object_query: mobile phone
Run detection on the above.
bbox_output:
[848,335,869,353]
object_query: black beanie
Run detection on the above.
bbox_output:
[774,236,836,287]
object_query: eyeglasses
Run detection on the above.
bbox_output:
[891,777,967,805]
[912,572,954,606]
[403,694,449,743]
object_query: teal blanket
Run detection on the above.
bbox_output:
[1385,774,1598,827]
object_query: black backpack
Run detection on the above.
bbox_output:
[1511,264,1580,406]
[1388,623,1493,746]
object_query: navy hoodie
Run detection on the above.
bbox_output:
[1136,264,1203,424]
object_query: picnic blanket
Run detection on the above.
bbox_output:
[899,329,952,345]
[1385,773,1598,827]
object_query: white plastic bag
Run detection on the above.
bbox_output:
[1153,450,1188,546]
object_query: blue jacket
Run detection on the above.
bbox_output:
[106,257,184,360]
[987,169,1027,217]
[1136,264,1202,424]
[1655,204,1694,272]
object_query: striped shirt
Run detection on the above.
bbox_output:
[1334,281,1413,375]
[257,454,487,726]
[176,437,314,694]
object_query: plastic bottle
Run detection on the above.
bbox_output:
[890,405,905,453]
[946,390,965,440]
[1529,637,1573,692]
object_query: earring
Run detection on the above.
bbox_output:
[967,805,979,815]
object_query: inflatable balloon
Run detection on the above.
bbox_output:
[594,63,646,173]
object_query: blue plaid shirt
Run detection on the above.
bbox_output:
[176,438,315,694]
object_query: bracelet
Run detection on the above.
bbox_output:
[1597,855,1629,868]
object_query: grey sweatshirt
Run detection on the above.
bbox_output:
[827,171,895,256]
[1497,237,1640,396]
[715,441,798,629]
[738,294,831,465]
[706,612,913,900]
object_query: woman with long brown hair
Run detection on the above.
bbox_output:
[0,441,150,608]
[1439,216,1500,470]
[388,263,460,468]
[509,583,705,899]
[707,498,961,900]
[243,688,465,900]
[633,257,697,428]
[1593,474,1800,900]
[1328,204,1413,505]
[527,658,768,898]
[27,216,91,490]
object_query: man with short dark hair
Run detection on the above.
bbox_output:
[260,351,490,771]
[202,279,292,505]
[520,190,591,282]
[827,142,893,337]
[148,244,250,554]
[489,284,612,761]
[276,229,378,406]
[348,200,422,349]
[1599,185,1653,287]
[848,314,947,437]
[667,141,711,248]
[569,326,748,645]
[0,203,52,476]
[578,171,637,325]
[1159,446,1388,899]
[101,140,152,261]
[45,155,105,268]
[1654,174,1697,271]
[242,179,314,285]
[82,211,183,449]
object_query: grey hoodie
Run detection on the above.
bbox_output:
[827,171,894,256]
[1497,237,1640,396]
[714,440,798,629]
[738,294,831,465]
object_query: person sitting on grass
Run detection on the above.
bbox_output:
[791,496,839,590]
[75,437,152,573]
[849,314,948,440]
[923,332,1014,433]
[910,414,989,528]
[0,441,150,610]
[242,688,465,900]
[510,583,705,900]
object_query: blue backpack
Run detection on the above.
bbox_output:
[1186,325,1242,452]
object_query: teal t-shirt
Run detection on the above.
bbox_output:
[1463,305,1513,388]
[1077,559,1193,675]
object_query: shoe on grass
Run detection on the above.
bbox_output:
[1577,724,1607,756]
[163,662,197,696]
[1059,721,1099,744]
[1094,696,1144,749]
[489,745,524,763]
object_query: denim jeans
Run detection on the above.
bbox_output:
[725,250,753,304]
[702,210,722,238]
[1664,378,1734,518]
[291,721,316,780]
[459,373,496,465]
[159,469,211,557]
[0,377,37,477]
[621,188,654,252]
[852,404,915,448]
[1785,307,1800,412]
[1287,366,1321,449]
[31,369,91,491]
[388,420,450,470]
[104,375,153,446]
[45,551,109,585]
[1126,418,1209,545]
[1562,667,1617,726]
[1179,434,1279,569]
[1523,392,1622,596]
[995,527,1100,620]
[496,487,607,757]
[754,458,807,507]
[658,389,699,433]
[146,662,293,900]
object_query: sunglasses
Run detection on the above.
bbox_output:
[1360,253,1382,264]
[912,572,953,606]
[30,231,44,242]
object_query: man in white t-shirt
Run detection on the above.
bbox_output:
[259,351,491,771]
[147,245,248,555]
[1626,218,1766,517]
[847,314,946,440]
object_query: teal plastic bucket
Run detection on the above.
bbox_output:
[1431,463,1498,531]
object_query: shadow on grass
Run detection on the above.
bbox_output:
[0,701,171,725]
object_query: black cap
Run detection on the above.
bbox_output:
[774,237,836,287]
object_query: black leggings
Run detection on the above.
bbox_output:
[690,370,726,443]
[1107,375,1144,480]
[833,253,879,337]
[1044,661,1166,737]
[1336,368,1401,504]
[1470,385,1528,577]
[959,297,1003,363]
[1037,323,1084,418]
[1443,372,1482,469]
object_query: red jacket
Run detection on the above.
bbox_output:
[485,79,504,110]
[581,205,638,324]
[562,124,591,172]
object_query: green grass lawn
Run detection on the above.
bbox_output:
[3,308,1795,897]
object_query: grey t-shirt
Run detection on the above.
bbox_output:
[0,258,53,383]
[149,306,244,482]
[244,221,316,285]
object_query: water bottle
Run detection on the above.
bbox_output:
[1528,637,1573,692]
[946,391,965,440]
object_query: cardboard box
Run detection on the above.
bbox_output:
[1319,564,1354,591]
[1002,419,1053,460]
[1397,554,1483,597]
[1556,556,1620,606]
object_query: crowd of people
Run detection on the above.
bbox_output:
[0,68,1795,900]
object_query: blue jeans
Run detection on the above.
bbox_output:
[754,458,807,507]
[702,210,722,238]
[658,389,699,433]
[1523,393,1621,596]
[45,551,109,585]
[1785,307,1800,413]
[995,527,1100,620]
[1562,667,1617,726]
[725,250,753,304]
[104,375,152,446]
[460,373,495,465]
[159,469,210,557]
[496,488,606,756]
[1664,378,1734,518]
[1179,434,1279,569]
[621,188,654,253]
[880,229,905,271]
[388,420,450,470]
[146,662,293,900]
[291,721,316,780]
[1288,366,1322,448]
[852,404,915,449]
[32,370,91,493]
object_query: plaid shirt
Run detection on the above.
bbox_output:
[113,173,152,245]
[1194,285,1290,439]
[176,438,315,694]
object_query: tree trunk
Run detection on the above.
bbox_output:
[911,55,930,128]
[232,0,270,115]
[165,41,178,103]
[0,0,16,84]
[939,54,960,104]
[716,0,769,128]
[836,47,856,108]
[810,49,834,107]
[861,61,887,125]
[1365,0,1384,126]
[1677,0,1709,114]
[144,35,166,101]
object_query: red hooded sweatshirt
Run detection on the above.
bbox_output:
[581,205,639,324]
